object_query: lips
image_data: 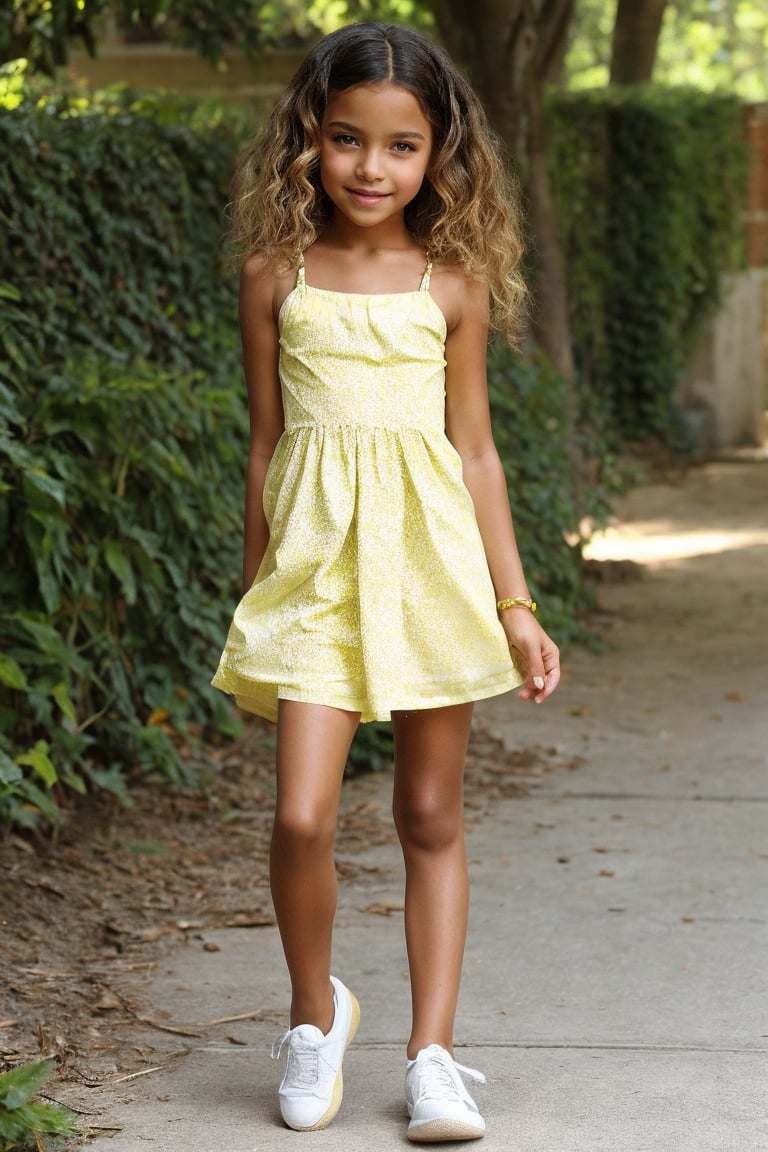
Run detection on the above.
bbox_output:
[347,188,390,204]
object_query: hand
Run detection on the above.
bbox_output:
[500,609,560,704]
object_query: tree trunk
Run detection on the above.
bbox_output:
[428,0,575,378]
[610,0,669,84]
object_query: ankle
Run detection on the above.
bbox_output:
[290,981,335,1034]
[407,1038,453,1061]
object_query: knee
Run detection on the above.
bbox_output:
[273,805,336,857]
[394,794,463,854]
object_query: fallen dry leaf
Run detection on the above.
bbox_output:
[361,902,404,917]
[138,926,169,942]
[93,991,123,1013]
[223,912,275,928]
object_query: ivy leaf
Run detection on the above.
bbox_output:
[15,741,57,788]
[0,751,24,786]
[22,468,66,508]
[0,652,27,690]
[51,682,77,725]
[13,779,63,825]
[0,280,22,301]
[104,539,137,606]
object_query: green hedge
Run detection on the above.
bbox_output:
[548,87,746,437]
[488,347,621,648]
[0,85,243,378]
[0,85,249,825]
[0,357,249,823]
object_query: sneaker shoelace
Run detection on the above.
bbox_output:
[416,1050,486,1101]
[272,1030,320,1089]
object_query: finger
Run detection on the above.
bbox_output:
[536,662,561,701]
[513,640,545,685]
[518,673,544,701]
[517,668,545,702]
[518,651,560,703]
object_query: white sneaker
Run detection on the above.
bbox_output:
[405,1044,486,1142]
[273,976,360,1131]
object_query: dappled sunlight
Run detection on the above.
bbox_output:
[584,525,768,565]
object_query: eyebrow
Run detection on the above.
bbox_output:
[325,119,427,141]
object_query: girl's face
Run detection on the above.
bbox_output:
[319,82,433,232]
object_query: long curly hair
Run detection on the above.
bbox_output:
[231,22,527,344]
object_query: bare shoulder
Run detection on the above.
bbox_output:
[429,261,490,333]
[240,252,297,320]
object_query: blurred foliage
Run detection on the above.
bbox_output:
[0,0,433,75]
[0,0,102,75]
[488,349,623,649]
[5,0,765,97]
[565,0,768,100]
[346,721,395,775]
[548,85,746,436]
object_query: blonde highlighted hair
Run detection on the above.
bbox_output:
[231,22,527,344]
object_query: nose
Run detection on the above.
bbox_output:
[355,148,383,183]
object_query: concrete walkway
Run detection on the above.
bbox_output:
[86,458,768,1152]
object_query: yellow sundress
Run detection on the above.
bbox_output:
[211,255,522,722]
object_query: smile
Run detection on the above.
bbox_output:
[347,188,391,204]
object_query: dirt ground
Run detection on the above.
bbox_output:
[1,448,766,1140]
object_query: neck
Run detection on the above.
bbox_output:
[322,213,416,253]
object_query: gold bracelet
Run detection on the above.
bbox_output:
[497,596,537,614]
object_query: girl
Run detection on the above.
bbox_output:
[212,21,560,1143]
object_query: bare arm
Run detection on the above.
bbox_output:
[443,276,560,703]
[239,256,286,593]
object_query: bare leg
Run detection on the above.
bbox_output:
[270,700,360,1033]
[391,703,474,1060]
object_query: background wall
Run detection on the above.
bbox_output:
[68,44,303,117]
[676,103,767,450]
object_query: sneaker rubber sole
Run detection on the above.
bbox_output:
[407,1114,485,1142]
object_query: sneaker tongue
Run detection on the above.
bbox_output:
[291,1024,325,1046]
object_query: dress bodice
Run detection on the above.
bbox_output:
[277,260,447,433]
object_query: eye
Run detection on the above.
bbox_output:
[332,133,358,147]
[392,141,416,153]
